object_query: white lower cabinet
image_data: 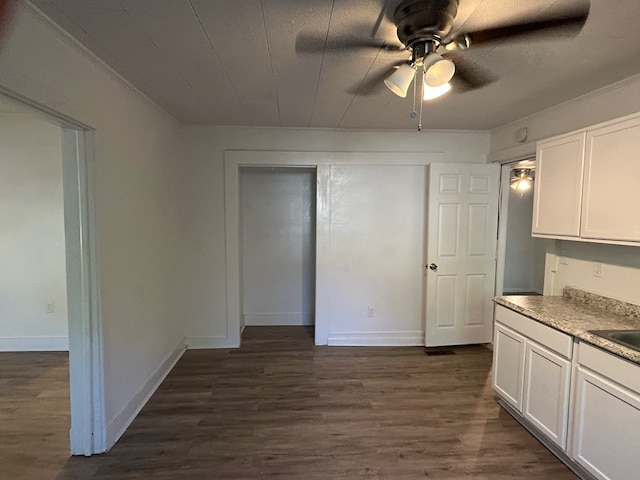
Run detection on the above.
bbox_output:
[492,305,573,450]
[493,323,526,411]
[570,343,640,480]
[494,306,640,478]
[523,342,571,448]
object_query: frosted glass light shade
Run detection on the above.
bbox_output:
[510,179,532,192]
[423,53,455,87]
[423,81,452,100]
[384,64,416,98]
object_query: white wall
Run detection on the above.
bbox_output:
[327,165,425,345]
[240,167,316,326]
[490,74,640,154]
[182,126,489,346]
[549,241,640,306]
[0,113,68,351]
[0,3,188,449]
[503,187,546,294]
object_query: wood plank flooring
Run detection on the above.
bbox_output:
[0,351,71,480]
[2,327,578,479]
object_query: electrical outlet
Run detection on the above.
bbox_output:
[593,263,603,278]
[367,306,375,318]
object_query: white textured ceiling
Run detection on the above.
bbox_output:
[28,0,640,130]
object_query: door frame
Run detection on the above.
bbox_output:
[495,156,555,297]
[0,89,105,455]
[225,152,328,347]
[238,165,318,330]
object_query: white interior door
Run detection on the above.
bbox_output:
[425,163,500,347]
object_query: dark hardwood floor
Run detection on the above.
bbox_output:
[0,351,71,480]
[2,327,578,479]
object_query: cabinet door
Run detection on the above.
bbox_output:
[493,323,526,412]
[522,342,571,449]
[571,367,640,480]
[582,116,640,242]
[533,132,586,237]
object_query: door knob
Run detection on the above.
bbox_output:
[429,263,438,271]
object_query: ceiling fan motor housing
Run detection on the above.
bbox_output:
[394,0,459,47]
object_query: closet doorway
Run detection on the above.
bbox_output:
[239,167,317,333]
[497,159,550,296]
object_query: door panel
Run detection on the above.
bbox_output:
[437,204,460,257]
[426,163,500,347]
[435,276,456,328]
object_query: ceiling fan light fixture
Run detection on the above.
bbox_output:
[510,168,534,196]
[384,63,416,98]
[445,34,471,51]
[423,81,452,100]
[423,53,455,87]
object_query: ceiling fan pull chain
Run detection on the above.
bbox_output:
[418,67,424,131]
[410,71,418,119]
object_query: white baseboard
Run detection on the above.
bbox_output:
[186,336,239,349]
[327,331,424,346]
[243,312,313,326]
[105,337,186,449]
[0,336,69,351]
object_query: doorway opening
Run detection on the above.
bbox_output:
[497,159,550,296]
[239,167,317,343]
[0,91,103,456]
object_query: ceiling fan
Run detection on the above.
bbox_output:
[296,0,590,126]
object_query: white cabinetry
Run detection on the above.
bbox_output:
[581,116,640,242]
[533,132,586,237]
[533,113,640,245]
[522,341,571,448]
[493,323,526,411]
[492,305,573,449]
[570,343,640,480]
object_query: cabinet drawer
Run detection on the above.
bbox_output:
[495,305,573,358]
[577,342,640,393]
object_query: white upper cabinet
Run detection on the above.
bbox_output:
[533,132,586,237]
[533,112,640,245]
[582,116,640,242]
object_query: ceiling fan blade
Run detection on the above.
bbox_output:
[347,60,408,96]
[445,54,498,93]
[295,31,403,55]
[0,0,16,46]
[370,0,397,39]
[447,2,590,48]
[371,3,387,39]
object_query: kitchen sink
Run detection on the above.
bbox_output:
[589,329,640,353]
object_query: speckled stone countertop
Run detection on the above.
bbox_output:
[495,288,640,365]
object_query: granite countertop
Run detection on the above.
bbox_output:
[495,288,640,365]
